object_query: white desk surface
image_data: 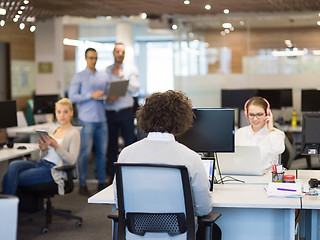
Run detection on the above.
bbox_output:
[88,176,301,209]
[295,170,320,210]
[217,169,296,185]
[7,123,51,137]
[0,143,39,162]
[212,184,300,209]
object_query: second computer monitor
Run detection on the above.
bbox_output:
[176,108,235,153]
[0,100,17,128]
[33,94,60,114]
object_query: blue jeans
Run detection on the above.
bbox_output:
[106,109,135,178]
[78,120,108,186]
[3,159,55,195]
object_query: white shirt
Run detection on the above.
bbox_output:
[43,138,63,165]
[105,63,139,111]
[115,132,213,216]
[235,125,285,170]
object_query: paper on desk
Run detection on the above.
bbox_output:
[265,182,304,198]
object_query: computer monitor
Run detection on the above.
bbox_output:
[176,108,235,153]
[0,100,17,128]
[33,94,60,114]
[257,89,292,109]
[301,89,320,112]
[301,113,320,155]
[221,89,256,109]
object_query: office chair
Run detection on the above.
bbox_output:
[108,163,221,240]
[18,164,83,234]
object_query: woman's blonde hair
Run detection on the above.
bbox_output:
[55,98,73,111]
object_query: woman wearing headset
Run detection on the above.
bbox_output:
[235,96,285,170]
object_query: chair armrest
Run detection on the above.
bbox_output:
[107,210,119,222]
[198,212,221,226]
[55,165,76,171]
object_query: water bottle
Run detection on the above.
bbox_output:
[291,110,297,128]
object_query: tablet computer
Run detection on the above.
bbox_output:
[107,80,129,98]
[35,129,49,139]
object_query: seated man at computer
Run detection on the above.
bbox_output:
[3,98,80,195]
[236,96,285,170]
[114,90,221,240]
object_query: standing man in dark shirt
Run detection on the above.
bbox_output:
[105,43,139,185]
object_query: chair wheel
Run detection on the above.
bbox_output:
[41,228,48,234]
[76,221,82,227]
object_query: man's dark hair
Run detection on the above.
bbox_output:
[85,48,97,57]
[136,90,194,136]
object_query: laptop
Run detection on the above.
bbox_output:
[201,157,215,191]
[216,146,264,176]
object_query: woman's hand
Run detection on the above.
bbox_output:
[265,110,274,131]
[38,134,59,150]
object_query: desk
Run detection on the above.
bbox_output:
[0,143,39,192]
[296,170,320,240]
[0,143,39,162]
[7,123,51,143]
[89,181,299,240]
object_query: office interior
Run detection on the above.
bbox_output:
[2,1,320,239]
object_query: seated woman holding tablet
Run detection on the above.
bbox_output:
[235,96,285,170]
[3,98,80,195]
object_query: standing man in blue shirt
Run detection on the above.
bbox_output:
[105,43,140,185]
[69,48,109,196]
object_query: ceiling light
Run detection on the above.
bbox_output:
[222,23,232,28]
[19,23,25,30]
[13,18,18,22]
[230,27,234,31]
[225,29,230,33]
[272,49,307,57]
[224,9,229,14]
[239,20,244,25]
[171,24,177,30]
[30,25,36,32]
[313,50,320,55]
[205,5,211,10]
[26,16,35,22]
[63,38,83,47]
[0,20,5,26]
[15,14,20,18]
[184,0,190,4]
[18,10,22,14]
[0,8,6,15]
[141,13,147,19]
[20,6,25,10]
[24,0,29,4]
[317,21,320,26]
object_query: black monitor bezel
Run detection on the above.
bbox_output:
[176,108,235,153]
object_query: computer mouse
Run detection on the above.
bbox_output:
[17,146,27,150]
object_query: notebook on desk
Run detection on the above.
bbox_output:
[216,146,264,176]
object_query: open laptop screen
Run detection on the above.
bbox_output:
[201,157,215,191]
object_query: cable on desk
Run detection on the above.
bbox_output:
[215,176,245,184]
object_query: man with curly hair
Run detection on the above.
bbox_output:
[115,90,221,240]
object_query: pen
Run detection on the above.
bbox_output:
[277,188,297,192]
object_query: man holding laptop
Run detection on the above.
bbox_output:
[105,43,140,185]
